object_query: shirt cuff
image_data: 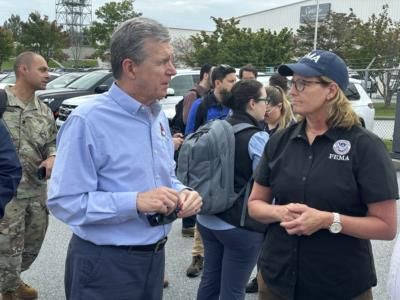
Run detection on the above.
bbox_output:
[115,192,139,221]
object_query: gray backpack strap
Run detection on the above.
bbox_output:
[240,177,253,226]
[0,89,7,118]
[176,136,191,185]
[232,123,258,225]
[232,123,256,134]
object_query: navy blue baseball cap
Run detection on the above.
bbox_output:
[278,50,349,91]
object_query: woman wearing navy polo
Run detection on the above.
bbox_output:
[248,50,398,300]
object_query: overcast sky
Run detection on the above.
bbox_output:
[0,0,301,30]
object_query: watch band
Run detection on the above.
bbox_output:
[332,212,340,223]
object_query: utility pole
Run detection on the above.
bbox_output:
[313,0,320,50]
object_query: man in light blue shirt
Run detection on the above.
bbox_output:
[47,17,202,300]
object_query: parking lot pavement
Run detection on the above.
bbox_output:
[20,177,400,299]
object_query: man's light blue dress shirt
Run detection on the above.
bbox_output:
[48,83,186,246]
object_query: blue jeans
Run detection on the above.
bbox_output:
[197,223,264,300]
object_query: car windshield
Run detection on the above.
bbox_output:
[67,71,109,90]
[47,73,83,89]
[0,73,16,84]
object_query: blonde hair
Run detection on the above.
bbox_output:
[265,85,295,130]
[321,76,361,129]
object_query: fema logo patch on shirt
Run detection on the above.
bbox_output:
[329,139,351,161]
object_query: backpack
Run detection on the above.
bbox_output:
[0,89,7,118]
[177,119,257,215]
[169,88,200,135]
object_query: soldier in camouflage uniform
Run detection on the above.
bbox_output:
[0,52,57,300]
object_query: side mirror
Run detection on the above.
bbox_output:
[94,85,110,93]
[166,88,175,97]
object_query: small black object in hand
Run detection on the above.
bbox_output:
[37,167,46,180]
[147,207,180,227]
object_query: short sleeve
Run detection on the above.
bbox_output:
[254,139,271,187]
[354,132,398,203]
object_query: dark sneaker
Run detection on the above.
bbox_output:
[181,227,195,238]
[186,255,203,277]
[245,277,258,293]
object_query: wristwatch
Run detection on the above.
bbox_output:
[329,212,342,234]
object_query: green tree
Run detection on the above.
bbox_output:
[187,17,294,69]
[295,5,400,106]
[351,5,400,105]
[18,12,69,62]
[295,10,361,59]
[0,27,14,70]
[3,14,22,41]
[86,0,142,58]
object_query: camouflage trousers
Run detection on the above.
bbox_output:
[0,195,49,293]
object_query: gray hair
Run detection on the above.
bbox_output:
[110,17,171,79]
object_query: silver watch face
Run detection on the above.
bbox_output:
[330,222,342,234]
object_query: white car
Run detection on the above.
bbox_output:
[346,79,375,131]
[56,69,200,129]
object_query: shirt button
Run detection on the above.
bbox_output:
[302,176,306,181]
[308,155,312,159]
[154,150,158,154]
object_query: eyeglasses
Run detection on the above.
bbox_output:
[288,79,326,92]
[256,97,268,104]
[265,105,279,114]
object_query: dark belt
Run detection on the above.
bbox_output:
[109,237,168,253]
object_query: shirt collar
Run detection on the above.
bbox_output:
[108,82,162,117]
[290,119,347,142]
[5,85,40,110]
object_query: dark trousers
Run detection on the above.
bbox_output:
[182,214,196,228]
[197,223,264,300]
[65,235,165,300]
[257,273,373,300]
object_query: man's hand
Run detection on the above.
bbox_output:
[172,133,184,151]
[39,156,56,179]
[177,189,202,218]
[137,187,180,215]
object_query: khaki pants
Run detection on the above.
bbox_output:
[257,272,373,300]
[0,196,49,292]
[191,224,204,257]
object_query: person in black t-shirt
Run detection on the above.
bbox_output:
[248,49,398,300]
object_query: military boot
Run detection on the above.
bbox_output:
[186,255,204,277]
[14,282,38,299]
[2,291,18,300]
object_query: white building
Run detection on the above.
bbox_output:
[168,27,211,40]
[235,0,400,32]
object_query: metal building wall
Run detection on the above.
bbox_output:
[236,0,400,32]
